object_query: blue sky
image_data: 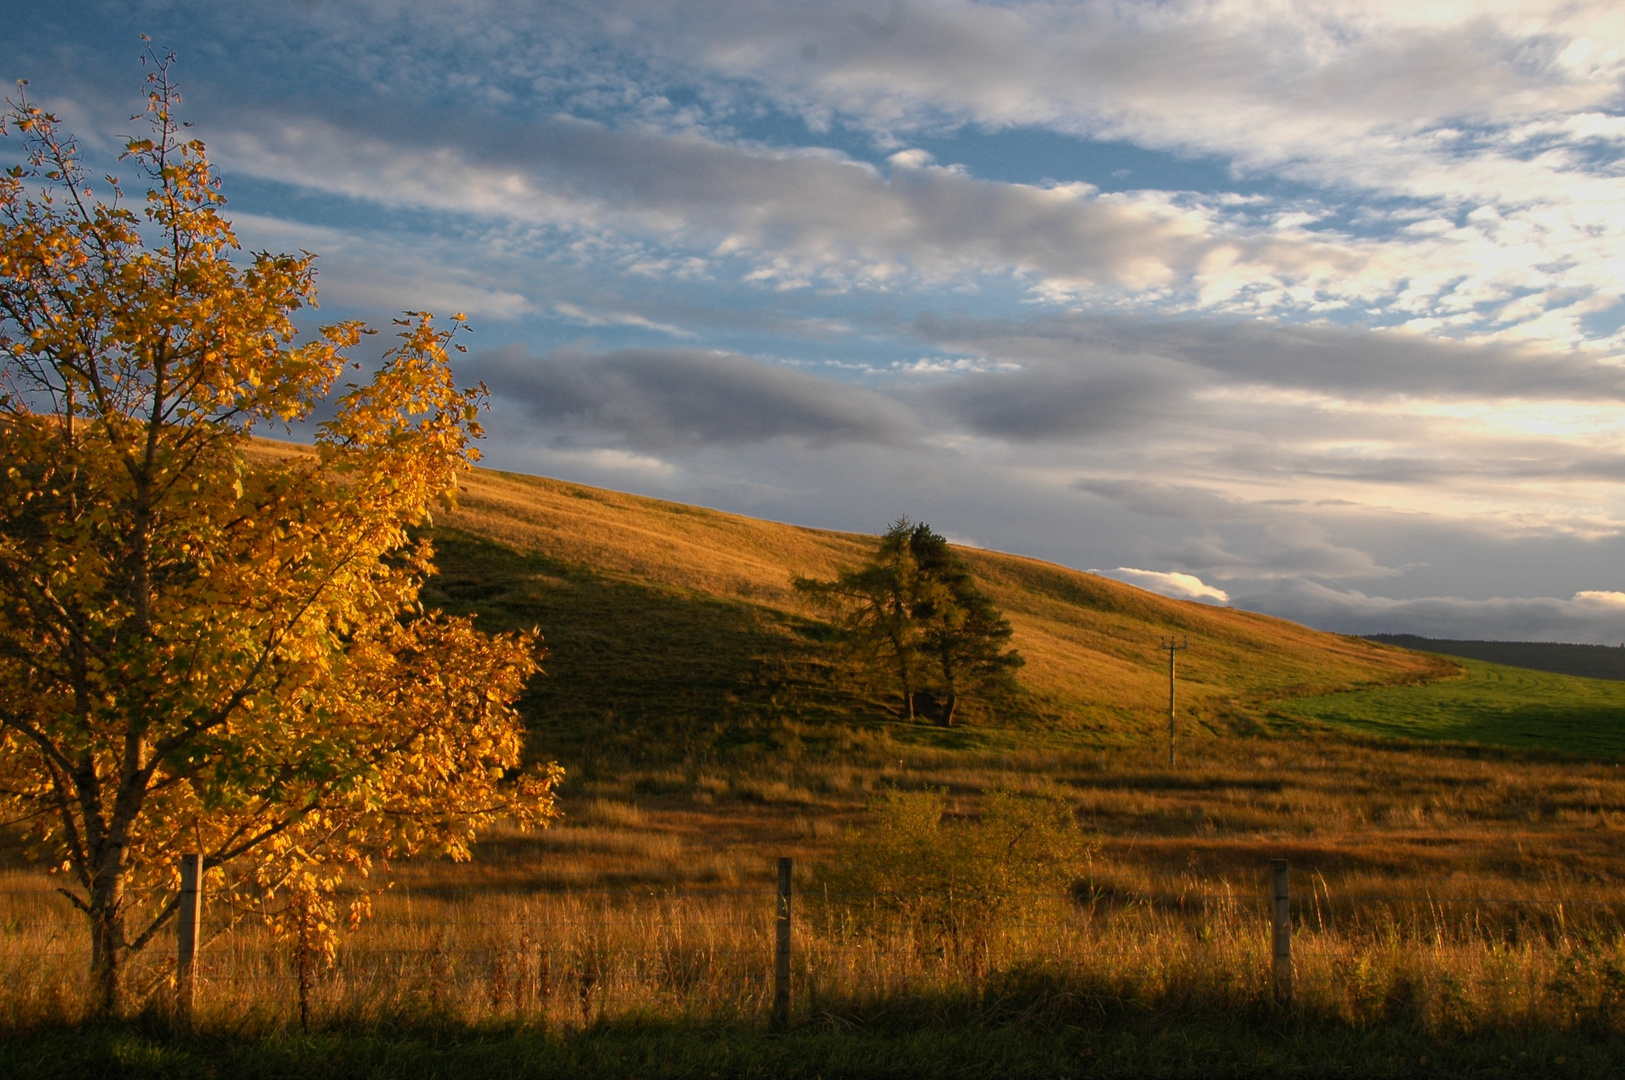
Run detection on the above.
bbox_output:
[9,0,1625,641]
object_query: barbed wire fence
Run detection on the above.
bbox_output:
[4,857,1625,1031]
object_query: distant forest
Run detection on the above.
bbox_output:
[1367,635,1625,682]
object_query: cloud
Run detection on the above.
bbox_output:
[1156,523,1403,582]
[1103,567,1229,603]
[1074,478,1248,522]
[472,343,912,449]
[30,1,1625,348]
[1241,580,1625,645]
[649,0,1625,348]
[928,364,1176,441]
[206,107,1221,293]
[229,214,534,319]
[917,313,1625,403]
[552,302,695,338]
[219,98,1625,345]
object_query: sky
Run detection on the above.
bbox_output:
[7,0,1625,642]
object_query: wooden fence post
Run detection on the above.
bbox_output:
[1271,858,1291,1006]
[774,856,792,1029]
[176,852,203,1023]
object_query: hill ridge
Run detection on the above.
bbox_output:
[427,462,1451,751]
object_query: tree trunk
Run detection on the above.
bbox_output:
[85,828,134,1017]
[88,897,124,1017]
[940,693,957,728]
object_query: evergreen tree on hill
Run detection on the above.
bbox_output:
[795,519,1023,725]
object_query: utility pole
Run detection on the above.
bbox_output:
[1160,636,1188,767]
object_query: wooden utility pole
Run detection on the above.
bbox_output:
[1159,636,1188,767]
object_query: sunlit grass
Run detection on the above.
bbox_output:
[1277,658,1625,757]
[6,736,1625,1039]
[23,445,1607,1074]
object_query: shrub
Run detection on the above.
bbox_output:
[816,787,1094,972]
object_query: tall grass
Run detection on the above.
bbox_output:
[5,854,1623,1038]
[9,727,1625,1044]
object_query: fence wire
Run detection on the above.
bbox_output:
[4,863,1625,1028]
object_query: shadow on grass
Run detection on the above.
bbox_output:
[422,530,1041,776]
[6,1011,1619,1080]
[422,530,878,771]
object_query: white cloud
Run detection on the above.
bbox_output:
[209,111,1230,294]
[228,213,535,319]
[527,446,677,476]
[1102,567,1230,604]
[552,302,696,338]
[632,0,1625,349]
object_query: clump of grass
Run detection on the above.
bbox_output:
[577,798,647,828]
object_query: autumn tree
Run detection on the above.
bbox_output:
[795,519,1022,725]
[0,61,561,1015]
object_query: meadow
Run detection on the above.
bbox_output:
[1278,658,1625,758]
[7,728,1625,1077]
[5,462,1625,1077]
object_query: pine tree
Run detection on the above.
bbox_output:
[795,519,1022,725]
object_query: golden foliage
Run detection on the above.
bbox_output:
[0,58,559,1013]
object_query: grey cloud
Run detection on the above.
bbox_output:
[473,344,912,449]
[1158,523,1401,582]
[1241,580,1625,645]
[1147,320,1625,402]
[927,366,1173,440]
[909,309,1625,452]
[1074,478,1246,521]
[917,313,1625,402]
[209,105,1209,289]
[1073,479,1402,580]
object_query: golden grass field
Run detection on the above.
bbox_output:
[5,452,1624,1061]
[441,463,1452,741]
[6,735,1625,1040]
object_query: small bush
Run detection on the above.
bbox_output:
[815,788,1095,971]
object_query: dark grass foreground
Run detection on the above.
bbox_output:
[6,1019,1622,1080]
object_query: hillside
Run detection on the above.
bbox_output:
[1278,657,1625,757]
[417,464,1450,765]
[1366,634,1625,681]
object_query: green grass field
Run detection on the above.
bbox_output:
[1278,657,1625,758]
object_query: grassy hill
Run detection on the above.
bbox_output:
[419,464,1449,769]
[1277,656,1625,757]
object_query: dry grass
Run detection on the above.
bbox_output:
[5,736,1625,1037]
[434,461,1448,737]
[21,445,1597,1059]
